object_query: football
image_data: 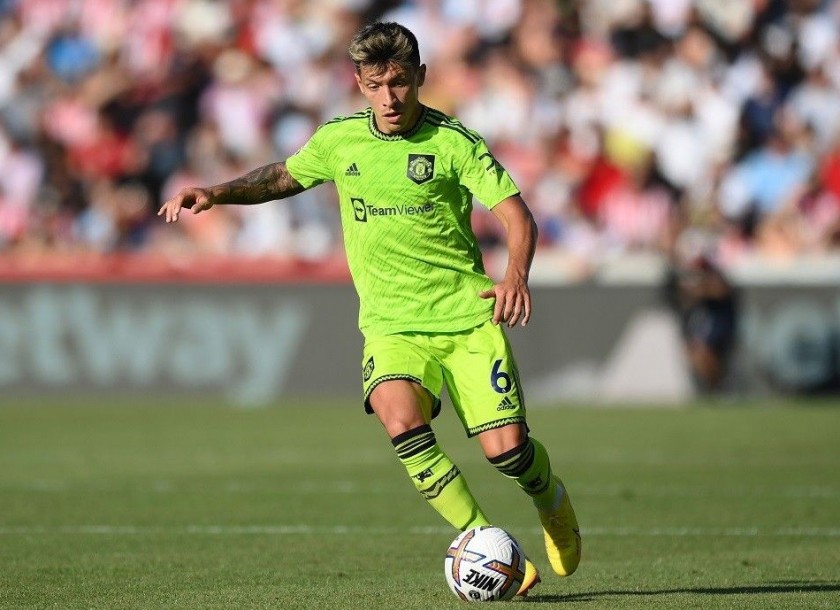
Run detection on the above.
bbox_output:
[443,526,526,601]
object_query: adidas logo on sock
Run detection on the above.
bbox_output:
[497,396,515,411]
[345,163,360,176]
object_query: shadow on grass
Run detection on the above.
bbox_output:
[525,581,840,603]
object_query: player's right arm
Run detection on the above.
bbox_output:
[158,162,306,223]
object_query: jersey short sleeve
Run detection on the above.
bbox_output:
[457,138,520,210]
[285,126,334,189]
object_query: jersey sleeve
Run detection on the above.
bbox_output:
[284,126,335,189]
[457,138,520,209]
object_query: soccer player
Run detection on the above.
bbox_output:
[158,21,581,594]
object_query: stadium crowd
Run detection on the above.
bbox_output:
[0,0,839,277]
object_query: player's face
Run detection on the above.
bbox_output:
[355,62,426,135]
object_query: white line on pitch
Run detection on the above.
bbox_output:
[6,481,840,499]
[0,525,838,537]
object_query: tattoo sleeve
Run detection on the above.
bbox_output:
[208,162,306,205]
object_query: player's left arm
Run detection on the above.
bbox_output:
[479,195,537,327]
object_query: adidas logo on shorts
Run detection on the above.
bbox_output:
[497,396,515,411]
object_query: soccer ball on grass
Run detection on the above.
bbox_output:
[443,526,526,601]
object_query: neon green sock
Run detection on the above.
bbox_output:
[488,436,561,512]
[392,424,490,531]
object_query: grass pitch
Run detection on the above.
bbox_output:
[1,398,838,609]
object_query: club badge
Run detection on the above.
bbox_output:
[363,356,375,381]
[407,154,435,184]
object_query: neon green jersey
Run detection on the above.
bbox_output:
[285,106,520,336]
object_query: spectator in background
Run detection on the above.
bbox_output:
[663,251,738,393]
[0,0,838,276]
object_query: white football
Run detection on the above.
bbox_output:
[443,526,526,601]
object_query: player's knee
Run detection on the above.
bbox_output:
[369,381,429,437]
[478,423,528,460]
[370,401,428,438]
[380,414,427,438]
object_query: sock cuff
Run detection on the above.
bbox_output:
[487,437,535,477]
[392,424,436,460]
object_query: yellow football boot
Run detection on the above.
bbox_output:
[516,558,541,596]
[539,477,582,576]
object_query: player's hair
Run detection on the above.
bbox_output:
[349,22,421,74]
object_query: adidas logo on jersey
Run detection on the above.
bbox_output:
[345,163,360,176]
[497,396,515,411]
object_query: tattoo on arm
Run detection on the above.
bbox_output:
[209,162,305,205]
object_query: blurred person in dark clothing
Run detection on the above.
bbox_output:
[663,253,738,392]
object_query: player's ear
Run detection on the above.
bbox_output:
[354,70,364,93]
[416,64,426,87]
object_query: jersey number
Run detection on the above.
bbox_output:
[490,359,512,394]
[478,152,502,172]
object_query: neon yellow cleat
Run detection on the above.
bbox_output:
[539,477,582,576]
[516,558,541,596]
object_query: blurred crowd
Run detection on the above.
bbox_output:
[1,0,839,275]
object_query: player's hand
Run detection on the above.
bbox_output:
[479,276,531,327]
[157,187,215,223]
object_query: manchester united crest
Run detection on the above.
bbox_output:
[407,154,435,184]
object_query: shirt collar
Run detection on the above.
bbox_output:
[367,106,427,141]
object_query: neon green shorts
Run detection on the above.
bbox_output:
[361,320,527,437]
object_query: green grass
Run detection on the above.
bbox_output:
[1,398,838,609]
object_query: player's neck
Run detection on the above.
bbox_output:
[373,104,425,136]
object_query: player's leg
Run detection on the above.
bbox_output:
[480,425,581,577]
[440,320,581,577]
[363,336,490,531]
[370,384,548,594]
[369,380,490,530]
[430,325,543,594]
[469,422,541,594]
